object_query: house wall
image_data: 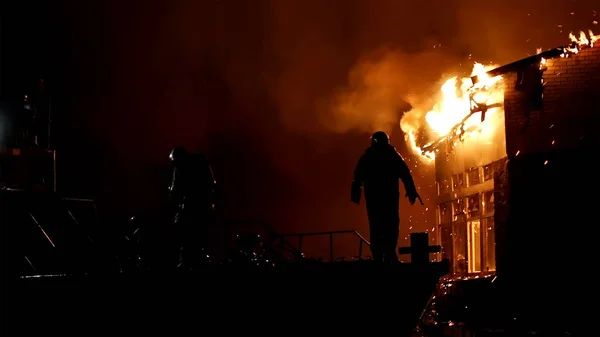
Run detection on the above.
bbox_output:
[433,81,507,277]
[497,45,600,326]
[503,46,600,155]
[434,135,506,276]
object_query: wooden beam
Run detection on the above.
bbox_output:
[471,46,565,84]
[398,233,440,265]
[398,246,441,254]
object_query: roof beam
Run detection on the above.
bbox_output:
[471,47,565,85]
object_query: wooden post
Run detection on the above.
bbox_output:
[398,232,441,265]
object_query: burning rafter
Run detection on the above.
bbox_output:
[470,47,563,85]
[420,30,599,158]
[421,99,503,155]
[472,30,598,84]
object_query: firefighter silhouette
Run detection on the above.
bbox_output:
[168,146,216,269]
[351,131,421,263]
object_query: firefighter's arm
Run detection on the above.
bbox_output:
[397,154,423,205]
[206,163,217,205]
[169,169,183,204]
[351,156,365,204]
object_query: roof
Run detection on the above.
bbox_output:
[472,38,595,84]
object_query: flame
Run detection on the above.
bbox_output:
[563,30,599,55]
[402,30,599,163]
[404,63,504,161]
[570,31,590,46]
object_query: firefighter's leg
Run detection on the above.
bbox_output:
[367,202,385,262]
[368,218,385,262]
[174,212,191,270]
[369,233,384,261]
[381,227,399,263]
[181,211,209,269]
[381,205,400,263]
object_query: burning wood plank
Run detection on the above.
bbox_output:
[470,48,563,86]
[472,30,599,85]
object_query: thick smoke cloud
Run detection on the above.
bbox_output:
[323,49,458,136]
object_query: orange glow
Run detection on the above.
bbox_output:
[403,62,504,162]
[569,30,599,47]
[401,30,598,164]
[563,30,598,55]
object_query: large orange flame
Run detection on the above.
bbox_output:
[403,63,504,162]
[402,30,599,163]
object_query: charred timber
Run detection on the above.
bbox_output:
[471,46,565,84]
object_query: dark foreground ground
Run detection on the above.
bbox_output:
[415,275,600,337]
[1,260,448,337]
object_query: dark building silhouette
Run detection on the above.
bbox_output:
[495,42,599,323]
[431,36,599,329]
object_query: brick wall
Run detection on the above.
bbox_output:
[503,46,600,156]
[491,157,509,278]
[497,46,600,328]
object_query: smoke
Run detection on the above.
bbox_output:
[322,48,460,148]
[19,0,597,243]
[38,0,468,235]
[322,50,414,135]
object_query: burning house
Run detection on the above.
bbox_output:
[427,67,506,277]
[406,31,600,280]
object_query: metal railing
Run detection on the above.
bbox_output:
[219,219,305,258]
[276,229,371,261]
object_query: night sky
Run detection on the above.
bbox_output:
[1,0,597,256]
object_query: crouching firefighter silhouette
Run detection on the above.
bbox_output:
[351,131,422,263]
[169,147,216,269]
